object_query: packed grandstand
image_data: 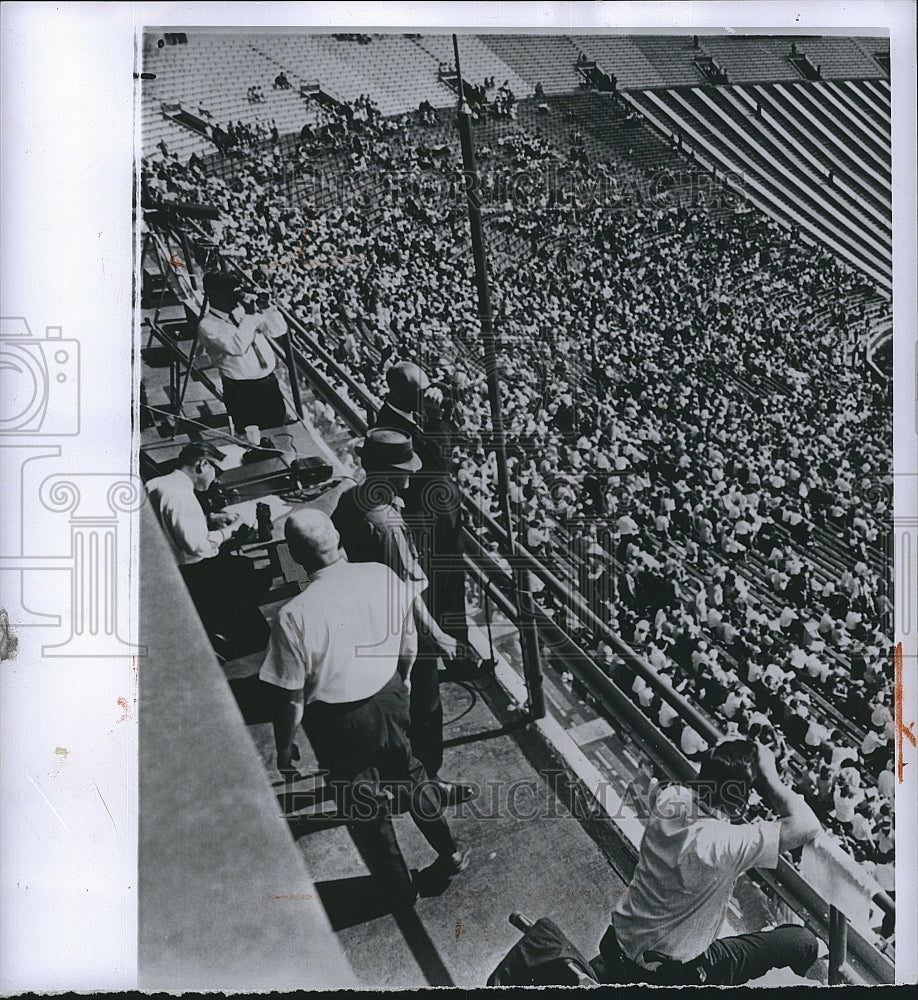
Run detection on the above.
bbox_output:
[138,30,895,982]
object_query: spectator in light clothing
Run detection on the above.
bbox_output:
[600,740,820,985]
[259,510,469,908]
[145,441,270,658]
[198,271,289,431]
[680,725,709,759]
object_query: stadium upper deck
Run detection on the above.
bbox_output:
[142,31,891,290]
[138,29,896,988]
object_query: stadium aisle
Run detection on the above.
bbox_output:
[242,674,626,988]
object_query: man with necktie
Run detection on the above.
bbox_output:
[198,271,288,432]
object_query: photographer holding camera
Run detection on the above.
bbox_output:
[198,270,289,432]
[599,738,821,986]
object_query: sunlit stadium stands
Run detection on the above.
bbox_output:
[409,33,531,99]
[570,35,667,89]
[696,35,802,83]
[138,31,896,987]
[629,35,706,86]
[479,34,585,94]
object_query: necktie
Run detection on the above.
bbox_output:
[222,307,267,371]
[251,337,267,370]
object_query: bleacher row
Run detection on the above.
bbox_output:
[625,79,891,291]
[140,32,889,158]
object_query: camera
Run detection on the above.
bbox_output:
[0,317,80,436]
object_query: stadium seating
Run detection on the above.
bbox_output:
[781,35,889,80]
[625,82,891,290]
[696,35,801,83]
[569,36,667,89]
[478,35,585,94]
[629,36,707,86]
[410,34,530,99]
[142,33,320,158]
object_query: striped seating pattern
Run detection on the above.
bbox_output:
[626,80,891,291]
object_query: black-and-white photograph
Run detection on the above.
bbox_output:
[134,22,906,990]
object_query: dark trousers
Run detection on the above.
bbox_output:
[304,672,456,905]
[222,372,286,431]
[409,636,444,780]
[403,499,469,646]
[600,922,818,986]
[179,553,270,657]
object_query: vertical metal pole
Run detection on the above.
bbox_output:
[828,905,848,985]
[452,35,544,720]
[282,333,305,419]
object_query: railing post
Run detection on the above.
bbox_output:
[451,33,544,720]
[828,904,848,985]
[282,333,304,419]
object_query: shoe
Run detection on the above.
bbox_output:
[432,780,477,806]
[432,846,470,877]
[413,847,470,897]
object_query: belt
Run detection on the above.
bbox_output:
[222,372,275,386]
[306,671,402,715]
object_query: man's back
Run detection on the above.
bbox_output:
[260,559,411,705]
[332,482,427,591]
[613,784,780,965]
[146,468,216,565]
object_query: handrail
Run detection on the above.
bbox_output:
[462,498,724,745]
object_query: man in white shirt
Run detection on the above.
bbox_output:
[198,271,289,432]
[260,510,468,909]
[599,740,820,985]
[146,441,270,657]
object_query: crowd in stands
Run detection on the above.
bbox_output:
[438,67,519,120]
[142,88,894,921]
[210,117,281,157]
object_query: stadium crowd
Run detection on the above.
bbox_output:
[142,89,893,889]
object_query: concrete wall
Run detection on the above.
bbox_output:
[138,503,355,990]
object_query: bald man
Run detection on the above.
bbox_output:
[259,510,468,908]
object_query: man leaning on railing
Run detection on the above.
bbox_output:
[599,739,822,985]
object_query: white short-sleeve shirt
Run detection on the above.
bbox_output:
[260,558,418,704]
[614,785,780,965]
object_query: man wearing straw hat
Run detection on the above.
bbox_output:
[333,427,471,801]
